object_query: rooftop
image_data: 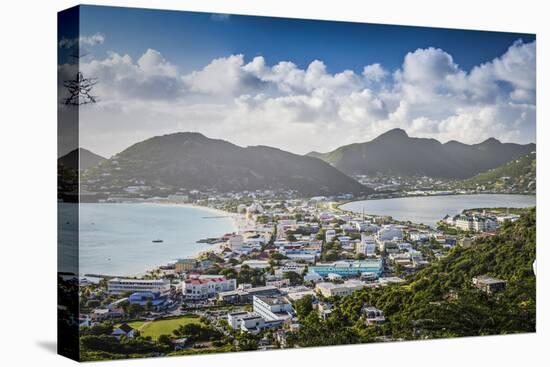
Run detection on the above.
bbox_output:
[474,275,506,284]
[255,295,291,306]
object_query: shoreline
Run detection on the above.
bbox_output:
[338,193,536,228]
[143,201,241,232]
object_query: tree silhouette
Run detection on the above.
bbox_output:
[63,71,98,106]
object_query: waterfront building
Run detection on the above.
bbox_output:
[107,278,170,294]
[228,234,244,251]
[455,215,483,231]
[175,258,196,273]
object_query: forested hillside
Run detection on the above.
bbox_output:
[290,208,536,346]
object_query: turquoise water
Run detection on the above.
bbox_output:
[60,203,236,276]
[341,194,536,227]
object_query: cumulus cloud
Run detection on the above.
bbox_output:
[59,32,105,49]
[363,63,388,82]
[79,50,184,100]
[74,40,536,156]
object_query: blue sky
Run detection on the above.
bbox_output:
[79,5,534,75]
[59,5,536,157]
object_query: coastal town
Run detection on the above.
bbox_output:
[74,191,522,356]
[53,5,538,362]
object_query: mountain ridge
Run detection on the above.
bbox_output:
[58,148,107,171]
[83,132,370,197]
[307,129,535,179]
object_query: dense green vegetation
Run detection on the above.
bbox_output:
[461,152,535,192]
[80,316,222,361]
[290,208,536,346]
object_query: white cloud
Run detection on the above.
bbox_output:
[363,63,388,81]
[74,40,536,157]
[183,54,264,96]
[59,32,105,49]
[80,50,184,100]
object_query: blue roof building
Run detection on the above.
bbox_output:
[128,291,169,309]
[309,259,383,277]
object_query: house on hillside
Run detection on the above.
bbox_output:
[472,276,507,294]
[112,323,136,339]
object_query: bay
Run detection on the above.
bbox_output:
[59,203,236,276]
[340,194,536,227]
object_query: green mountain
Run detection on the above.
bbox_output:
[291,208,536,346]
[58,148,107,171]
[308,129,535,179]
[461,152,536,192]
[82,132,369,197]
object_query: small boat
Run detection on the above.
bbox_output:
[152,239,164,243]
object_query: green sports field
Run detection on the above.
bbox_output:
[125,315,204,340]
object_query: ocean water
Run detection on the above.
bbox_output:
[341,194,536,227]
[59,203,236,276]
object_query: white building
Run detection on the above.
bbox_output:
[227,296,294,334]
[241,260,270,269]
[107,278,170,294]
[266,278,291,288]
[285,253,317,263]
[183,275,236,300]
[303,272,323,283]
[253,295,294,322]
[227,234,244,251]
[327,273,343,281]
[455,215,486,232]
[247,203,264,215]
[362,306,385,325]
[376,225,404,241]
[274,263,307,276]
[356,234,376,256]
[167,194,189,203]
[315,280,366,298]
[227,311,266,333]
[285,289,316,301]
[325,229,336,243]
